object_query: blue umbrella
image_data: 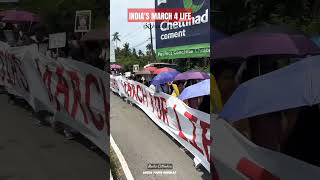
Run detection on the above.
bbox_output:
[179,79,210,100]
[219,55,320,122]
[151,70,180,86]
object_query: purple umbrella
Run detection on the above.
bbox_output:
[1,10,40,23]
[151,71,180,86]
[174,71,209,81]
[179,79,210,100]
[213,32,320,60]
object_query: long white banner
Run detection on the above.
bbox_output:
[212,117,320,180]
[0,42,109,155]
[110,75,211,171]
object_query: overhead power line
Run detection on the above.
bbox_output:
[131,38,150,49]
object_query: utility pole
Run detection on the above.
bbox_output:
[144,23,155,62]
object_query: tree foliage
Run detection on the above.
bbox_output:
[212,0,320,35]
[160,58,210,73]
[0,0,108,33]
[115,42,151,72]
[112,32,120,48]
[116,42,210,72]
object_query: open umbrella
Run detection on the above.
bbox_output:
[174,71,209,81]
[110,64,122,69]
[153,67,176,74]
[179,79,210,100]
[1,10,40,23]
[213,32,320,60]
[219,55,320,122]
[151,71,180,86]
[135,70,152,75]
[144,66,157,73]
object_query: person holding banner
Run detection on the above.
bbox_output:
[30,28,50,58]
[159,83,171,94]
[2,23,18,46]
[68,37,83,61]
[17,30,32,46]
[187,96,202,110]
[171,81,186,97]
[198,95,210,114]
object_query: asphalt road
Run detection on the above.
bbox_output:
[110,92,210,180]
[0,93,108,180]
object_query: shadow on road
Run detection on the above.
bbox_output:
[114,93,210,180]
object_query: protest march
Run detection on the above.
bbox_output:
[0,1,111,177]
[111,74,211,171]
[0,41,109,155]
[108,0,211,178]
[212,1,320,179]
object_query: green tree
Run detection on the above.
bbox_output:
[112,32,120,48]
[138,49,144,57]
[146,43,153,57]
[132,48,138,58]
[0,0,108,33]
[115,42,149,72]
[122,43,130,56]
[212,0,320,35]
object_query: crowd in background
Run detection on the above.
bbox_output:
[112,70,210,114]
[0,22,109,71]
[213,51,320,167]
[0,21,108,145]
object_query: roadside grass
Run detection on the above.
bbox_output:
[110,145,126,180]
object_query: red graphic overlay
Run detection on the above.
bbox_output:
[128,8,192,22]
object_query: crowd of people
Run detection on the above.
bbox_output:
[212,28,320,167]
[0,22,109,71]
[153,79,210,114]
[214,59,320,167]
[0,21,107,146]
[112,69,210,114]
